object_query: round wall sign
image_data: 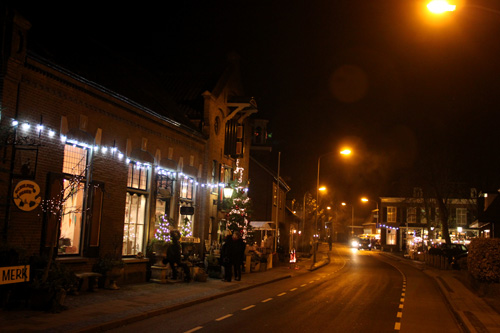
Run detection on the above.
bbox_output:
[13,180,41,211]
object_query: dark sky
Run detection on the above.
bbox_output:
[12,1,500,205]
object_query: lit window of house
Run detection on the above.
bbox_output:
[180,176,194,200]
[58,144,88,255]
[179,176,195,236]
[420,208,427,224]
[407,207,417,223]
[387,206,397,223]
[386,229,397,245]
[123,163,149,256]
[456,208,468,227]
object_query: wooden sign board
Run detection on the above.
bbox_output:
[0,265,30,285]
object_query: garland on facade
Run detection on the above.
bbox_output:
[3,116,242,191]
[225,159,253,239]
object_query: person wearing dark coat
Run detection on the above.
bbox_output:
[220,234,233,282]
[163,230,190,282]
[231,231,245,281]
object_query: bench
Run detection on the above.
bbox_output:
[75,272,102,292]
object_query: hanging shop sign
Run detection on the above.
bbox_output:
[181,236,200,243]
[180,206,195,215]
[13,180,41,211]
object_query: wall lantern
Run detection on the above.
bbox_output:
[223,186,234,199]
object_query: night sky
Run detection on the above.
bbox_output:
[11,1,500,207]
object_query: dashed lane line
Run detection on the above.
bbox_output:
[300,284,307,287]
[215,314,233,321]
[184,327,203,333]
[242,305,255,311]
[262,298,273,303]
[277,292,286,297]
[290,288,298,291]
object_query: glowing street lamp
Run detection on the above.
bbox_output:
[427,0,456,14]
[313,148,352,264]
[361,197,379,228]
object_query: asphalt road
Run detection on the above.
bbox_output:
[109,245,463,333]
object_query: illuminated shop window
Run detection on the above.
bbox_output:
[123,162,149,256]
[63,144,87,175]
[180,176,194,200]
[58,144,88,255]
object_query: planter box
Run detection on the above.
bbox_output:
[150,265,170,284]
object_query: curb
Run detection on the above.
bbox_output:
[74,274,292,333]
[309,252,330,271]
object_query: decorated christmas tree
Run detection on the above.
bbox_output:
[155,215,175,243]
[180,217,193,238]
[225,159,253,239]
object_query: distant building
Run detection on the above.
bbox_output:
[379,188,479,252]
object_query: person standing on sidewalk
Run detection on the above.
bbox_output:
[231,231,245,281]
[328,236,332,251]
[221,233,233,282]
[164,230,190,282]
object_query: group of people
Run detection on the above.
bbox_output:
[220,230,246,282]
[162,228,246,283]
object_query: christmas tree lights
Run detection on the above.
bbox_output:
[180,217,193,237]
[155,215,175,243]
[225,159,253,239]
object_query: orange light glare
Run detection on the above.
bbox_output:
[340,149,352,155]
[427,0,456,14]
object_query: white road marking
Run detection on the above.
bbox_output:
[216,314,233,321]
[184,327,203,333]
[277,292,286,296]
[300,284,307,287]
[242,305,255,311]
[397,312,403,318]
[262,298,273,303]
[290,288,298,291]
[395,322,401,330]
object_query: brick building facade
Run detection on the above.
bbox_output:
[0,10,257,284]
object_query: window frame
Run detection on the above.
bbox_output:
[123,162,150,256]
[387,206,397,223]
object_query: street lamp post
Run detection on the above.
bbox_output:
[341,202,355,238]
[313,148,351,264]
[361,197,379,228]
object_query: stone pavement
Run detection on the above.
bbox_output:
[2,245,500,333]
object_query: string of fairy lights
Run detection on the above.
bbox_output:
[6,116,243,191]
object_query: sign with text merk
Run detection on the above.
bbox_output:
[0,265,30,285]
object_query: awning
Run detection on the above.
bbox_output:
[250,221,275,230]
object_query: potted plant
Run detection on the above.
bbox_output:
[151,215,174,265]
[93,254,124,290]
